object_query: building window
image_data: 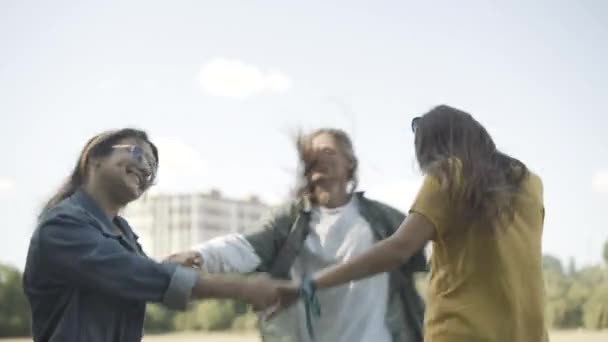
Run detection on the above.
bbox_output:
[204,223,224,232]
[202,206,225,217]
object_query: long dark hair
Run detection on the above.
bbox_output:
[40,128,159,216]
[293,128,359,202]
[414,105,528,225]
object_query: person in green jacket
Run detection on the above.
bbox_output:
[167,128,427,342]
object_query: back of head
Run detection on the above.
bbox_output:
[414,105,529,225]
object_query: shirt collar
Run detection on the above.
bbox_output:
[70,188,138,241]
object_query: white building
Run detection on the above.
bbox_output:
[123,190,271,260]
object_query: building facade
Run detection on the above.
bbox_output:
[123,190,271,260]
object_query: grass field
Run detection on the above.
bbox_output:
[2,330,607,342]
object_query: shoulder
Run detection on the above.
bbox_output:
[361,196,404,217]
[261,201,298,225]
[522,170,544,204]
[36,198,96,243]
[38,197,90,227]
[358,194,405,225]
[527,171,543,192]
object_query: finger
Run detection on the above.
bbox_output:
[262,301,282,321]
[162,254,176,262]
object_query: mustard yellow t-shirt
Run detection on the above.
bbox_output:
[410,165,548,342]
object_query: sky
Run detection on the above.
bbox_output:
[1,0,607,270]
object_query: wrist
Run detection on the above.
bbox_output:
[301,276,317,295]
[236,278,253,301]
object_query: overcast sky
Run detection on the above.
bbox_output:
[1,0,607,269]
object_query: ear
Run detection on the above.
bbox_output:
[348,159,356,173]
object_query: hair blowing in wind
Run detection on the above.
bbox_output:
[40,128,158,217]
[414,105,529,225]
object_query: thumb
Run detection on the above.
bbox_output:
[262,301,283,321]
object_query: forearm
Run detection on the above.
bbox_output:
[191,274,248,301]
[190,273,282,309]
[314,237,406,289]
[314,213,434,289]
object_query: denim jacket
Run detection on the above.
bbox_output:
[23,190,198,342]
[246,192,427,342]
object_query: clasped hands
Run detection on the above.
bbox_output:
[163,251,301,318]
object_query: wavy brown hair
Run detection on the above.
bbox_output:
[40,128,158,217]
[293,128,359,202]
[414,105,528,225]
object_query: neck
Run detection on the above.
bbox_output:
[83,183,121,218]
[315,181,351,208]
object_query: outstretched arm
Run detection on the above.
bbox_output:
[39,213,284,310]
[165,206,293,273]
[312,173,448,289]
[163,234,262,273]
[313,212,434,289]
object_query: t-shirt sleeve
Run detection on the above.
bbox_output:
[409,174,453,238]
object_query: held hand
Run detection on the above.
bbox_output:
[162,251,203,269]
[239,274,292,311]
[277,282,299,308]
[262,281,300,321]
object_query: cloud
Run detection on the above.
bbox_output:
[199,58,291,99]
[145,137,288,205]
[0,178,16,195]
[592,170,608,195]
[149,138,210,193]
[366,178,423,212]
[97,77,122,90]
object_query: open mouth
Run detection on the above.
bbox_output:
[126,168,145,189]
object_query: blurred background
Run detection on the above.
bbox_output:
[1,0,607,340]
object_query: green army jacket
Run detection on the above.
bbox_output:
[245,192,427,342]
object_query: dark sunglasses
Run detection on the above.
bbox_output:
[411,117,421,133]
[112,144,157,172]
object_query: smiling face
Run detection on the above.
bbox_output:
[89,136,157,205]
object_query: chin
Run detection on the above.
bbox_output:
[129,188,144,201]
[117,186,142,205]
[314,190,331,206]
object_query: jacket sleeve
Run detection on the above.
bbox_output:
[194,233,262,273]
[243,204,295,272]
[377,202,429,274]
[38,213,198,310]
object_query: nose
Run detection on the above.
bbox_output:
[131,158,153,180]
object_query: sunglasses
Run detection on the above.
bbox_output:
[112,144,157,174]
[411,117,421,133]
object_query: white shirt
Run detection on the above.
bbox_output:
[196,196,391,342]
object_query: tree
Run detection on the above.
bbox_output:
[583,285,608,330]
[603,239,608,266]
[174,300,238,331]
[544,269,572,328]
[563,281,589,328]
[0,263,30,337]
[144,303,175,333]
[542,255,563,274]
[232,310,259,331]
[567,257,576,276]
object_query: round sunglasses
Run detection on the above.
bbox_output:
[112,144,157,175]
[411,117,421,133]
